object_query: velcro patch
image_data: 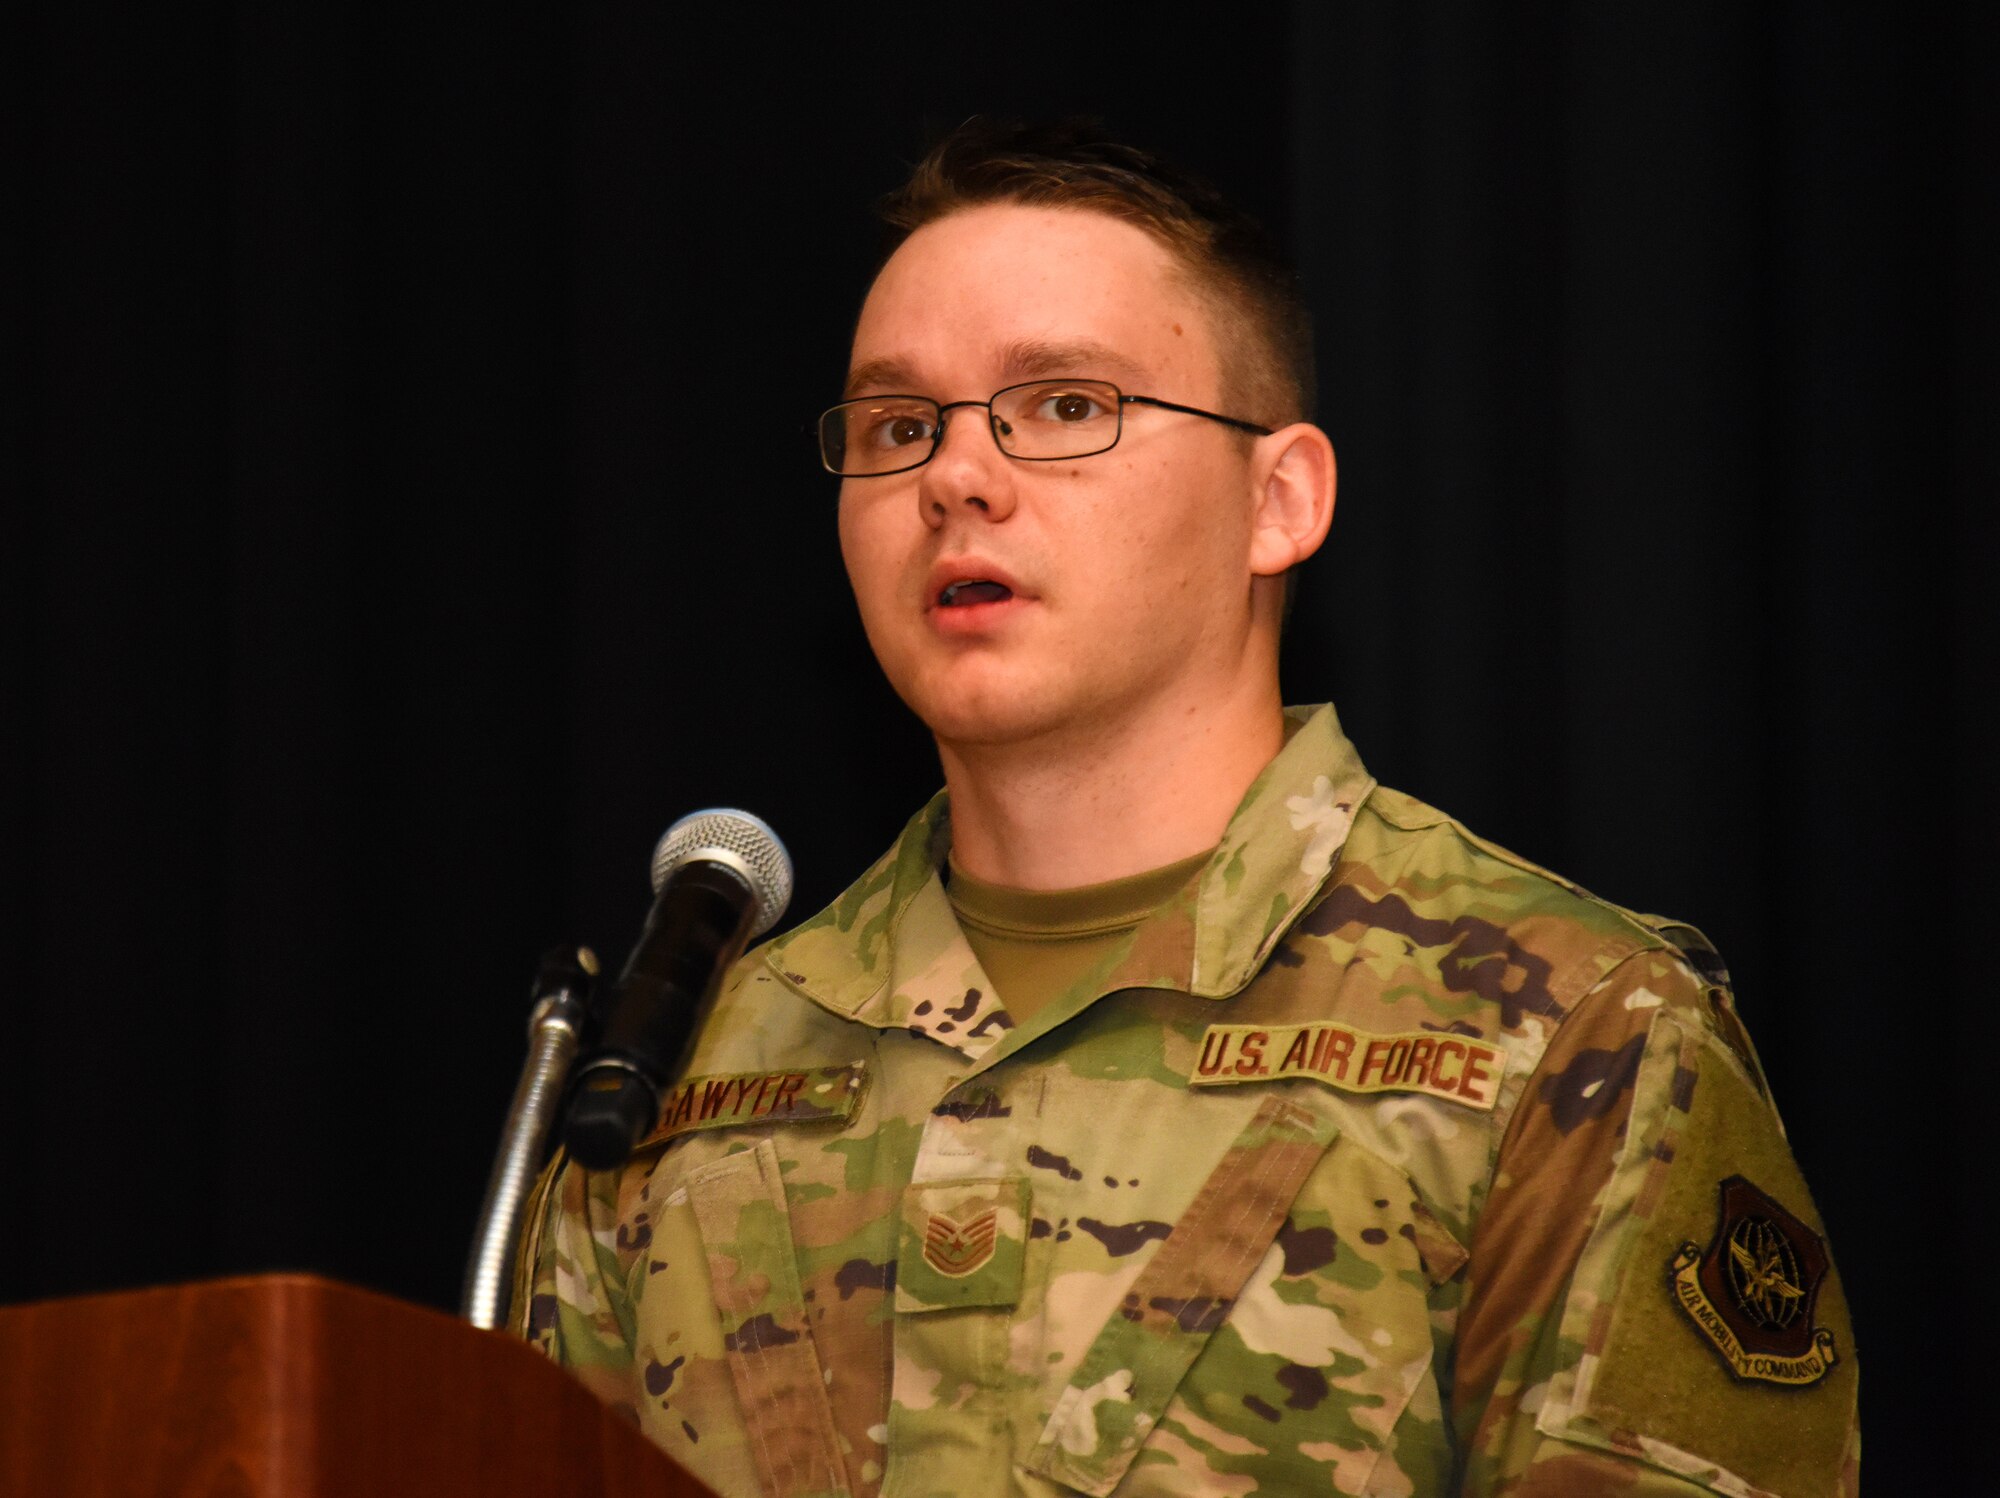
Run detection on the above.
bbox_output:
[640,1063,866,1148]
[1189,1023,1504,1110]
[1670,1175,1838,1386]
[923,1208,1000,1277]
[897,1178,1030,1312]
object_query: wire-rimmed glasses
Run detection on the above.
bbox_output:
[817,378,1272,477]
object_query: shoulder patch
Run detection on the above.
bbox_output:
[640,1063,866,1148]
[1189,1022,1504,1110]
[1670,1176,1838,1387]
[1535,1017,1858,1497]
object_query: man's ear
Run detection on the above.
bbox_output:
[1247,423,1336,577]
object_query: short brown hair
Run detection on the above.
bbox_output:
[877,119,1315,428]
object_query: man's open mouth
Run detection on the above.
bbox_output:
[939,580,1014,607]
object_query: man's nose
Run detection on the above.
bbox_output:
[918,408,1018,527]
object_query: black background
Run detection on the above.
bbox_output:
[7,3,1991,1485]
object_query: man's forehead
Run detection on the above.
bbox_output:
[843,206,1216,400]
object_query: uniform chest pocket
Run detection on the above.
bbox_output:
[1027,1098,1455,1497]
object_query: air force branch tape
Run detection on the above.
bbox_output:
[1189,1022,1505,1109]
[639,1063,867,1149]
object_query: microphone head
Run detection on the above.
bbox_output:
[651,808,794,939]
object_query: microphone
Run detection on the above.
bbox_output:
[562,809,793,1170]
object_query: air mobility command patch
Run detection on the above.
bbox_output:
[638,1063,866,1148]
[1189,1021,1505,1109]
[1670,1174,1838,1386]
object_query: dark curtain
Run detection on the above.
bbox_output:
[7,3,1989,1482]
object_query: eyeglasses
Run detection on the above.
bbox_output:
[817,378,1273,477]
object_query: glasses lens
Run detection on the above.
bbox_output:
[990,380,1121,460]
[821,397,940,475]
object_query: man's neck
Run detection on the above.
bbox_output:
[935,674,1288,891]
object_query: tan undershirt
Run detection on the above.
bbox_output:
[945,847,1214,1025]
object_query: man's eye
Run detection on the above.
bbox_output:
[861,410,937,448]
[1029,389,1109,423]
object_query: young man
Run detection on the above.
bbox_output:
[521,123,1858,1497]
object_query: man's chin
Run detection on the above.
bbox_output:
[895,671,1083,751]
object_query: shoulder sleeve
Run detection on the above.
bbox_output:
[514,1151,644,1420]
[1453,947,1860,1497]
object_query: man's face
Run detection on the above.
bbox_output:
[837,203,1265,750]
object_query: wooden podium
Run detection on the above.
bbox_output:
[0,1274,713,1496]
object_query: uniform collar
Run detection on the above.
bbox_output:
[763,704,1375,1062]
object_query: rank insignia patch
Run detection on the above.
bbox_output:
[897,1178,1028,1311]
[1670,1175,1838,1386]
[923,1208,1000,1278]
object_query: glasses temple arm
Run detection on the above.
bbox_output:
[1119,395,1273,436]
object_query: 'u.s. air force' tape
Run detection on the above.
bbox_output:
[1189,1023,1505,1110]
[639,1063,867,1148]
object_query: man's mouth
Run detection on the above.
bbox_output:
[938,580,1014,607]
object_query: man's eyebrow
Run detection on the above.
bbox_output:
[997,338,1147,384]
[841,339,1150,400]
[842,358,921,398]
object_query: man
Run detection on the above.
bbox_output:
[520,122,1859,1497]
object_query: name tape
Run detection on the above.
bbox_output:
[1190,1023,1504,1110]
[640,1063,867,1149]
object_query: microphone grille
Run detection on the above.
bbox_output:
[651,808,795,939]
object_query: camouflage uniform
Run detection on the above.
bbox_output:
[519,704,1859,1497]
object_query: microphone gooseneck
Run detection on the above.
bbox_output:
[461,944,598,1330]
[562,809,792,1171]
